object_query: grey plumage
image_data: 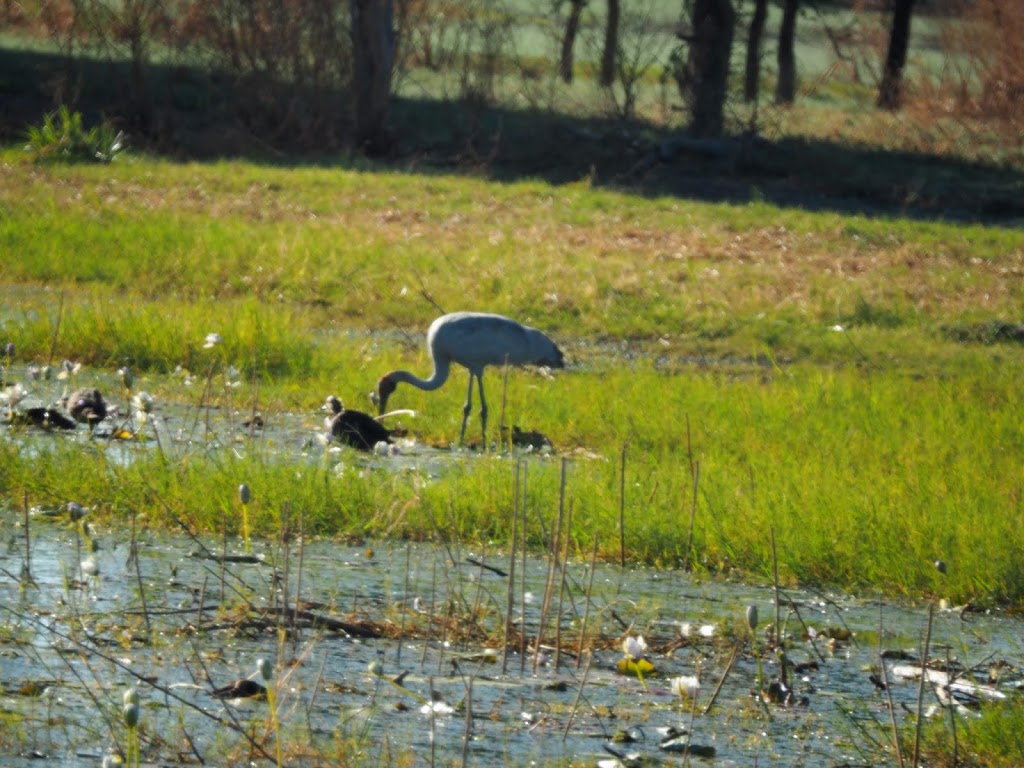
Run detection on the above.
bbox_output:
[375,312,564,444]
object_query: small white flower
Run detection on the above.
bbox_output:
[622,635,647,661]
[669,675,701,701]
[123,687,139,707]
[132,391,154,414]
[57,360,82,380]
[0,382,26,406]
[203,333,223,349]
[420,699,454,716]
[678,622,716,638]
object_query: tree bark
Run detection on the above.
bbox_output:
[559,0,587,84]
[877,0,915,110]
[775,0,798,104]
[350,0,396,155]
[599,0,620,87]
[743,0,768,102]
[683,0,736,138]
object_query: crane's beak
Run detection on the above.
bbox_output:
[370,388,386,415]
[374,377,395,415]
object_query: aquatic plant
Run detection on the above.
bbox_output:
[238,483,253,554]
[618,634,654,689]
[257,657,284,768]
[748,604,765,694]
[669,674,701,702]
[122,687,140,768]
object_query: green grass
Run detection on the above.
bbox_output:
[1,153,1023,609]
[2,155,1020,351]
[917,699,1024,767]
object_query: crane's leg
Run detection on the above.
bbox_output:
[460,373,475,444]
[476,374,488,447]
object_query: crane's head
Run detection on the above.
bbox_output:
[375,375,397,415]
[546,344,565,369]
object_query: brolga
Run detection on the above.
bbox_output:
[65,388,108,431]
[323,395,393,451]
[374,312,564,445]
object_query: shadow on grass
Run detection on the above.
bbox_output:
[3,44,1022,226]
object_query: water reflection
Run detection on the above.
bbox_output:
[1,514,1022,767]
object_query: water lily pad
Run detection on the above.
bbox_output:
[617,657,656,677]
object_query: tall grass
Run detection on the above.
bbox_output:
[917,699,1024,767]
[2,344,1021,605]
[7,293,320,378]
[1,155,1023,607]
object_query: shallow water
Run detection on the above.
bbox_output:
[3,374,1024,766]
[1,513,1022,768]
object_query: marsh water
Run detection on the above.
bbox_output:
[2,384,1024,767]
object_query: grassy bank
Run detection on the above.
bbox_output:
[1,152,1023,607]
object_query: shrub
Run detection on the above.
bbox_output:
[24,107,126,163]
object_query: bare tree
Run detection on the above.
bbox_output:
[602,0,675,119]
[775,0,798,104]
[559,0,588,83]
[675,0,736,137]
[350,0,396,154]
[117,0,171,130]
[743,0,768,102]
[877,0,916,109]
[599,0,620,87]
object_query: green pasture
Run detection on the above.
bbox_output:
[1,152,1022,610]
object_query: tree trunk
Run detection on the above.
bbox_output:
[683,0,736,138]
[560,0,587,84]
[743,0,767,103]
[599,0,620,87]
[350,0,396,155]
[775,0,798,104]
[877,0,915,110]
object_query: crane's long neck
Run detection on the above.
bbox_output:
[390,356,452,392]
